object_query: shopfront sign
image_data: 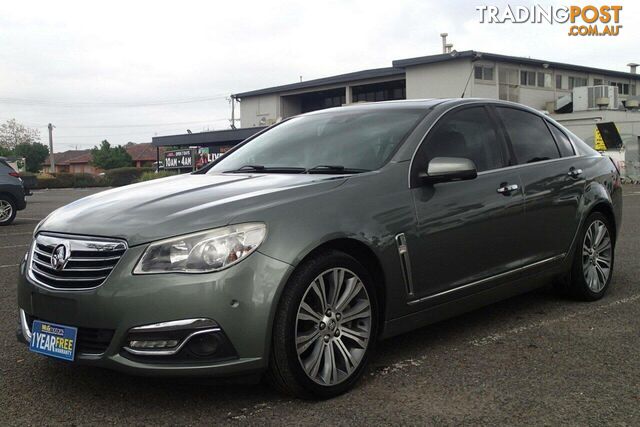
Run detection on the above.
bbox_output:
[195,146,233,169]
[164,149,194,169]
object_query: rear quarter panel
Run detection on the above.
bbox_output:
[564,154,622,265]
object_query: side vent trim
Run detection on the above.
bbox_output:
[395,233,414,296]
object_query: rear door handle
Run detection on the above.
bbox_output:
[568,167,583,178]
[497,183,519,195]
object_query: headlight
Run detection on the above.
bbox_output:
[133,223,267,274]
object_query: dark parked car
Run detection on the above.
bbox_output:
[17,99,621,398]
[20,174,37,196]
[0,157,27,225]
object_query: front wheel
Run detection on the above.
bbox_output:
[268,250,377,399]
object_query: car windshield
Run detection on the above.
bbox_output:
[208,108,426,174]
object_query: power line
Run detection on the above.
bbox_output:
[54,126,230,139]
[0,94,229,108]
[55,130,197,139]
[52,118,229,129]
[0,117,230,129]
[55,132,169,139]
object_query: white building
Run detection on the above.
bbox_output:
[232,50,640,181]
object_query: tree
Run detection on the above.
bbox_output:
[13,142,50,172]
[0,119,41,150]
[90,140,132,170]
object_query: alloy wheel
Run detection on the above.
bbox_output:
[582,219,612,293]
[0,200,12,223]
[295,267,372,386]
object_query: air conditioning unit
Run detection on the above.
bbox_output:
[573,85,620,111]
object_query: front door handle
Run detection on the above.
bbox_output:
[568,167,583,178]
[497,183,519,195]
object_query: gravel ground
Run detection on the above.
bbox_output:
[1,186,639,425]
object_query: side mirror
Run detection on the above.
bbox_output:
[420,157,478,183]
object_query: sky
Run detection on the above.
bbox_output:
[0,0,638,152]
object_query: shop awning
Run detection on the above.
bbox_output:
[151,127,266,147]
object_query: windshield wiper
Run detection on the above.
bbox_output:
[305,165,370,174]
[223,165,306,173]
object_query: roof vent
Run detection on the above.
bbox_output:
[440,33,448,54]
[627,63,639,74]
[625,99,639,109]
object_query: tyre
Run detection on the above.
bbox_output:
[565,212,615,301]
[0,195,16,226]
[268,250,377,399]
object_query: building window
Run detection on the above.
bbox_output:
[474,65,494,81]
[537,72,552,88]
[611,82,630,95]
[299,88,346,113]
[556,74,563,89]
[351,80,406,103]
[520,70,536,86]
[593,78,604,86]
[568,76,588,90]
[498,68,519,102]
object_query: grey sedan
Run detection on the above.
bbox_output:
[17,99,621,398]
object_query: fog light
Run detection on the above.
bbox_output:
[129,339,179,349]
[187,332,220,356]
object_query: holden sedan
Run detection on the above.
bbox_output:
[17,99,621,398]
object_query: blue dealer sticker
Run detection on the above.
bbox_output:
[29,320,77,362]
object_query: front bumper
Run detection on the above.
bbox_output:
[17,245,293,377]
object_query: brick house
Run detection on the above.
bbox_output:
[43,143,164,175]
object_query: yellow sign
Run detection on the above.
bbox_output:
[594,127,607,151]
[594,123,621,151]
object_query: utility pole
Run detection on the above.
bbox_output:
[230,96,237,129]
[47,123,55,173]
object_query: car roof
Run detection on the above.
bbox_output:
[300,99,445,117]
[300,98,546,117]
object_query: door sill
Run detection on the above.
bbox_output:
[407,254,565,306]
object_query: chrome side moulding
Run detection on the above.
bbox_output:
[407,254,565,306]
[395,233,414,296]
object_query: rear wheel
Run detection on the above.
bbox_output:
[564,212,614,300]
[0,195,16,226]
[268,250,377,399]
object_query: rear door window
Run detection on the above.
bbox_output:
[420,106,506,172]
[496,107,560,164]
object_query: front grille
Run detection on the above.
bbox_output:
[28,233,127,290]
[27,314,114,355]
